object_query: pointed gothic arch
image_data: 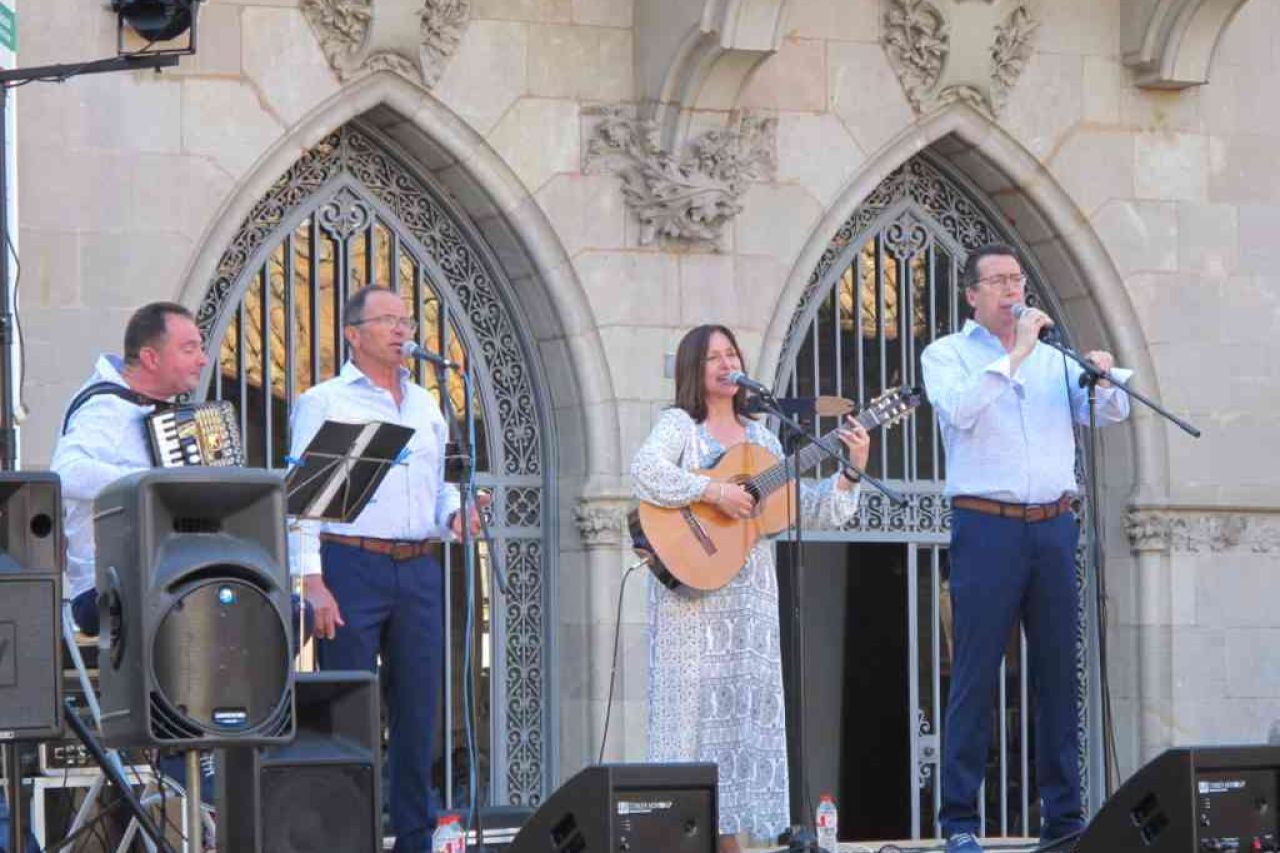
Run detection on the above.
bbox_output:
[189,116,560,807]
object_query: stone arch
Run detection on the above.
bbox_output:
[177,72,622,496]
[764,102,1167,506]
[765,102,1173,770]
[1123,0,1256,88]
[175,72,626,797]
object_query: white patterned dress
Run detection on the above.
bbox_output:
[630,407,860,841]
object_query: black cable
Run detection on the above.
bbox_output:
[597,559,645,763]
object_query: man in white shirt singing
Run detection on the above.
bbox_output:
[290,286,484,853]
[921,244,1132,853]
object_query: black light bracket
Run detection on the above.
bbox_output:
[114,0,201,60]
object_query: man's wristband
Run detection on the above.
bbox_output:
[841,470,861,484]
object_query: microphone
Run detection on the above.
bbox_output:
[1010,303,1057,341]
[401,340,460,370]
[726,371,772,396]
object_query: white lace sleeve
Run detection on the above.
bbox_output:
[631,408,711,508]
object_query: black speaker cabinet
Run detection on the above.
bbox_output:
[508,763,718,853]
[94,468,293,749]
[217,670,381,853]
[0,472,63,740]
[1072,745,1280,853]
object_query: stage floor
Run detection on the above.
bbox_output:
[749,839,1042,853]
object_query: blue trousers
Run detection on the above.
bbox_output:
[318,542,444,853]
[940,508,1084,841]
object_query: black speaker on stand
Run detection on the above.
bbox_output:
[508,763,718,853]
[93,468,294,749]
[217,670,381,853]
[0,472,64,853]
[0,472,63,740]
[1052,745,1280,853]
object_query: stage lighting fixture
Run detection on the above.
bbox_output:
[112,0,196,43]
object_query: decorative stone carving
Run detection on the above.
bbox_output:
[1123,0,1254,89]
[881,0,1040,117]
[574,499,631,549]
[584,107,777,247]
[1125,508,1280,554]
[301,0,470,88]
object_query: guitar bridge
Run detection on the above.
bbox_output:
[680,507,717,556]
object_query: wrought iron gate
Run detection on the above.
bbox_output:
[777,153,1095,839]
[192,122,555,808]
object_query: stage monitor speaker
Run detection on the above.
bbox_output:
[0,472,63,741]
[508,763,718,853]
[1069,745,1280,853]
[94,468,294,749]
[217,670,381,853]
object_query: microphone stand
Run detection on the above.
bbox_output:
[1036,331,1199,800]
[750,392,905,852]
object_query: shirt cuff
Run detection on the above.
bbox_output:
[985,354,1023,386]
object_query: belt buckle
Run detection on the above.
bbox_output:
[390,542,415,561]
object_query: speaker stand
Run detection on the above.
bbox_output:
[61,701,177,853]
[4,742,23,853]
[184,752,202,853]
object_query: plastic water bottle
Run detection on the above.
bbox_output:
[432,813,466,853]
[816,794,838,853]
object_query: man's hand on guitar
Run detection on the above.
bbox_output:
[836,416,871,490]
[703,480,756,520]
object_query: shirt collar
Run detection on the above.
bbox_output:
[339,360,411,389]
[961,319,1003,347]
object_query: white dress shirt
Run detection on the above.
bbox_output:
[50,355,156,599]
[287,361,460,577]
[920,320,1133,503]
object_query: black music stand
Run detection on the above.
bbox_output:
[285,419,415,523]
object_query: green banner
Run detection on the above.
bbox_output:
[0,4,14,53]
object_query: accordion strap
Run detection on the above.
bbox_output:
[61,381,169,435]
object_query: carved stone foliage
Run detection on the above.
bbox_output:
[882,0,1040,117]
[1126,508,1280,554]
[573,499,631,549]
[301,0,471,88]
[584,107,776,248]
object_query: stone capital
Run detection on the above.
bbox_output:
[574,498,633,550]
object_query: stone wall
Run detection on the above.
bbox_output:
[14,0,1280,785]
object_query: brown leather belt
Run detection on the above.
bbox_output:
[951,495,1074,523]
[320,533,441,561]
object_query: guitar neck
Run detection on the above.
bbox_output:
[750,408,879,500]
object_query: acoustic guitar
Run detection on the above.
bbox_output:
[629,385,923,592]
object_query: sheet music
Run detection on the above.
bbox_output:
[285,419,414,522]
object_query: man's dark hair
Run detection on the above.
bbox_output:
[123,302,193,364]
[672,324,749,423]
[342,285,396,326]
[961,243,1021,289]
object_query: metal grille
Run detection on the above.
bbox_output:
[194,123,553,807]
[778,153,1095,840]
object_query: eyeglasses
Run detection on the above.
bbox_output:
[350,314,418,332]
[975,273,1027,289]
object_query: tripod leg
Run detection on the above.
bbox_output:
[4,742,23,853]
[61,703,177,853]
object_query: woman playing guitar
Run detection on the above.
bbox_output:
[630,324,870,853]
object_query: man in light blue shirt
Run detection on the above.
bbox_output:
[290,286,484,853]
[921,244,1131,853]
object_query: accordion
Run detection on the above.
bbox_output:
[146,401,245,467]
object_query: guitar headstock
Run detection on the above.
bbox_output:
[859,385,924,429]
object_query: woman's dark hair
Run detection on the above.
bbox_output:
[672,324,749,422]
